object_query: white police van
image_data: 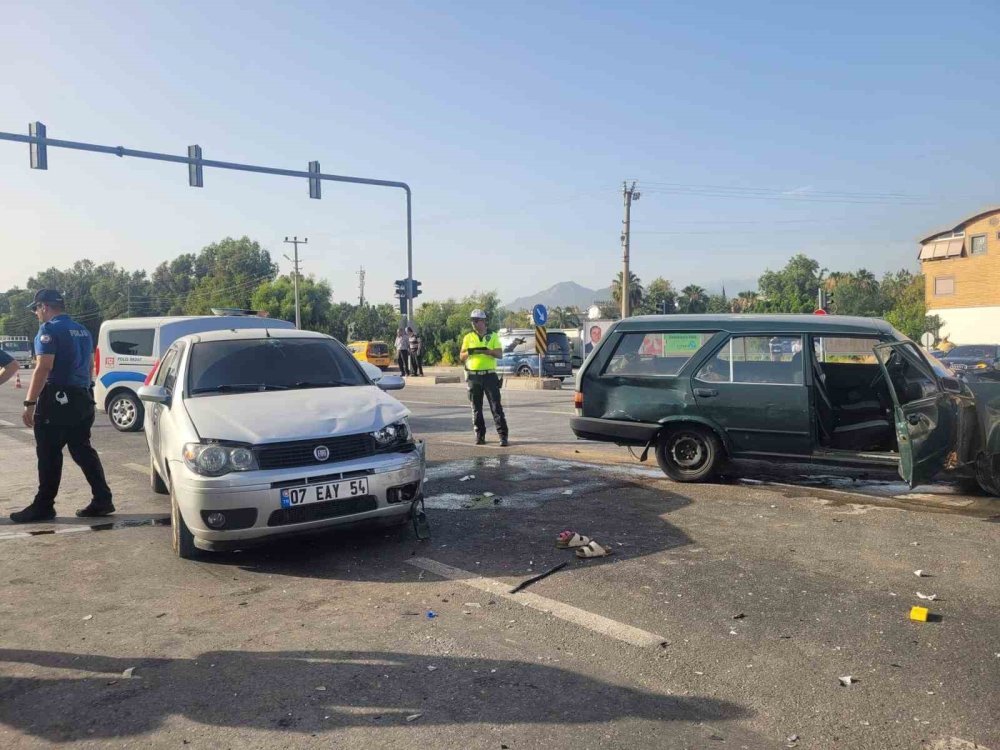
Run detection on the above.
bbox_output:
[95,314,294,432]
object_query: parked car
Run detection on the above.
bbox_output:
[0,336,33,369]
[497,329,573,380]
[138,328,424,559]
[347,340,392,370]
[939,344,1000,380]
[95,315,294,432]
[571,314,1000,495]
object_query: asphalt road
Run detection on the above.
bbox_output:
[0,375,997,750]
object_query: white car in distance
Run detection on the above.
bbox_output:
[138,328,424,559]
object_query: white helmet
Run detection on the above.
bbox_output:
[469,308,487,320]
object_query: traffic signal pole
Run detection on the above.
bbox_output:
[0,122,415,322]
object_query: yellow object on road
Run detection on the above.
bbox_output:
[910,606,929,622]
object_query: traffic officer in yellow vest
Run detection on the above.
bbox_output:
[460,309,509,446]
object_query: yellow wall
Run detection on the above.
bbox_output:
[920,210,1000,309]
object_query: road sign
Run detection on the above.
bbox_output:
[532,304,548,327]
[813,308,828,316]
[535,326,547,355]
[921,331,935,348]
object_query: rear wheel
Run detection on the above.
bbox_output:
[974,453,1000,497]
[516,365,533,377]
[170,485,201,560]
[108,392,144,432]
[655,425,723,483]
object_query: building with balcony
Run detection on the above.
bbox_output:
[918,206,1000,343]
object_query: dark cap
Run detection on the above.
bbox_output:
[27,289,65,310]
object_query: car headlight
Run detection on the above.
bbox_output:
[183,442,259,476]
[372,419,410,447]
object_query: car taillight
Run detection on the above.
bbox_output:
[94,346,101,376]
[574,391,583,409]
[144,359,160,386]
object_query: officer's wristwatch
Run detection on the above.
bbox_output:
[23,400,36,407]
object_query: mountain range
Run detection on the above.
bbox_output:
[502,278,759,311]
[503,281,612,311]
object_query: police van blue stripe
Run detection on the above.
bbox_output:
[100,371,147,387]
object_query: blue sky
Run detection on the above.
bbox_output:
[1,0,998,307]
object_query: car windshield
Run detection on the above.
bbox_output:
[187,337,368,395]
[948,345,996,359]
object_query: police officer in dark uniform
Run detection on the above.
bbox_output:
[11,290,114,523]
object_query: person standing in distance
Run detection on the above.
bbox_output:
[407,326,424,377]
[394,328,411,376]
[0,346,19,386]
[11,290,114,523]
[460,309,509,446]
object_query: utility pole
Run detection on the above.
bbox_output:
[283,236,307,329]
[357,266,366,307]
[621,181,640,319]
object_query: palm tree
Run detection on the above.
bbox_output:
[548,306,581,328]
[677,284,708,314]
[610,271,643,315]
[730,291,759,314]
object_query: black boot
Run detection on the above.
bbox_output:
[499,436,509,447]
[76,501,116,518]
[475,434,486,445]
[10,504,56,523]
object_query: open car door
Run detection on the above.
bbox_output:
[874,342,956,488]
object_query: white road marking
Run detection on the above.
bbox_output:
[406,557,666,648]
[0,418,15,426]
[123,462,148,474]
[0,526,93,541]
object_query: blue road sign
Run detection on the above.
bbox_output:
[532,304,548,327]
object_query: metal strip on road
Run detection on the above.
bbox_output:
[406,557,667,648]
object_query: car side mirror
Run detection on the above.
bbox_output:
[137,384,170,405]
[377,375,405,391]
[940,376,962,394]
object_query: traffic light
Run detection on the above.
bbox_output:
[394,279,407,298]
[407,279,422,298]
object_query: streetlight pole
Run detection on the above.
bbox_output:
[283,236,307,329]
[621,181,640,319]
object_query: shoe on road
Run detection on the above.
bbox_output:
[500,436,509,447]
[75,503,116,518]
[10,504,56,523]
[475,435,486,445]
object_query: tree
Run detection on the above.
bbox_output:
[757,254,824,313]
[548,306,581,328]
[414,291,503,365]
[610,271,644,314]
[677,285,708,314]
[730,291,759,313]
[881,270,938,341]
[639,277,677,314]
[501,309,530,329]
[250,274,333,331]
[827,269,886,317]
[184,237,278,315]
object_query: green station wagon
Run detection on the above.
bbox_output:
[571,315,1000,495]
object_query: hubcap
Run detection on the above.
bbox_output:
[671,434,707,470]
[111,398,136,427]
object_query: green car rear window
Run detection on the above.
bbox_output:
[604,332,716,377]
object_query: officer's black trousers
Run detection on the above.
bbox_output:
[467,372,508,439]
[33,412,113,510]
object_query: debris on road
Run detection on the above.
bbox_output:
[732,612,746,620]
[916,592,938,601]
[914,569,930,577]
[315,686,327,691]
[575,540,614,558]
[426,610,437,619]
[122,667,136,678]
[510,561,569,594]
[839,675,856,686]
[82,614,93,621]
[910,606,930,622]
[459,475,475,482]
[405,713,423,722]
[562,489,573,495]
[555,531,591,549]
[426,666,438,672]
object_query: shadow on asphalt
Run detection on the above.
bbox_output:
[209,455,695,582]
[0,648,752,741]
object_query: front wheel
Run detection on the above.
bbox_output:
[108,392,144,432]
[516,365,533,377]
[170,485,201,560]
[655,425,723,483]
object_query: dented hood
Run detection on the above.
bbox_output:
[183,386,410,444]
